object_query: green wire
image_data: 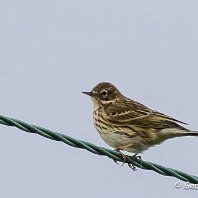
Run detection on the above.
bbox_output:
[0,114,198,183]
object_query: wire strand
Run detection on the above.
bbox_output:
[0,114,198,183]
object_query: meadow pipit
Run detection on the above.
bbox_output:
[83,82,198,165]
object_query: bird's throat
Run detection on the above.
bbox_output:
[91,97,100,111]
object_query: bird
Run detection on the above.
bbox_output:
[82,82,198,159]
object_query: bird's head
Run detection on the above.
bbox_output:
[83,82,123,107]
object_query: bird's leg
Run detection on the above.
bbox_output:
[113,144,136,169]
[113,148,127,166]
[114,144,142,170]
[132,153,142,160]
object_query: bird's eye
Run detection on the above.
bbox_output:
[100,90,108,96]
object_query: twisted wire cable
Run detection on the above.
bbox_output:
[0,114,198,184]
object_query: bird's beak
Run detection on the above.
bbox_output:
[82,91,93,97]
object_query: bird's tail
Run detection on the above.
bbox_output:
[160,128,198,138]
[182,131,198,137]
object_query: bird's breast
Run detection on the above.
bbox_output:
[93,110,134,147]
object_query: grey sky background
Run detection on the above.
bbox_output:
[0,0,198,197]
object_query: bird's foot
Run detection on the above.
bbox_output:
[113,148,142,171]
[127,153,142,170]
[128,163,137,171]
[113,148,127,167]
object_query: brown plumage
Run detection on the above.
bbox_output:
[83,82,198,154]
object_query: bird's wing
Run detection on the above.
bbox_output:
[104,100,187,129]
[105,100,151,122]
